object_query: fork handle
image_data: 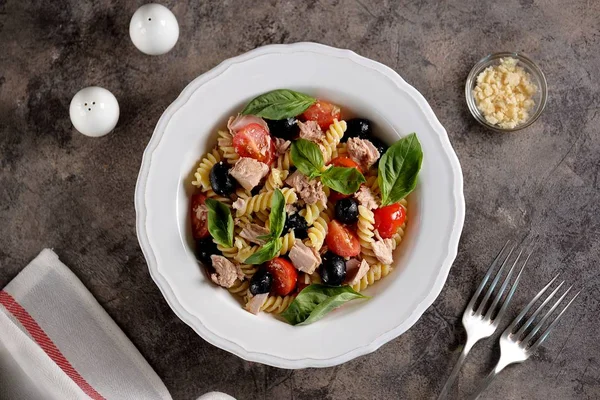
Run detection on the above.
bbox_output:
[467,364,505,400]
[436,338,476,400]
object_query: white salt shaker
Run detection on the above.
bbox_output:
[69,87,120,137]
[129,4,179,55]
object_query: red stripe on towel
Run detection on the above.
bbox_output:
[0,290,106,400]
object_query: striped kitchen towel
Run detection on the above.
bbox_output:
[0,249,172,400]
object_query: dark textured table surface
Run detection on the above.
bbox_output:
[1,1,599,399]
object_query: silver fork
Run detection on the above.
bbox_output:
[437,240,533,400]
[468,276,581,400]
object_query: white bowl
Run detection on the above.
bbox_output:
[135,43,465,369]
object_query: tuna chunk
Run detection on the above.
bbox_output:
[285,170,327,207]
[227,114,269,135]
[354,186,378,210]
[371,231,395,265]
[285,203,298,214]
[232,197,246,213]
[347,137,380,170]
[289,239,322,274]
[239,223,271,245]
[345,259,370,286]
[245,292,268,315]
[274,137,291,156]
[297,120,324,143]
[210,255,244,288]
[229,157,269,191]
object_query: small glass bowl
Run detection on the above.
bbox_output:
[465,52,548,132]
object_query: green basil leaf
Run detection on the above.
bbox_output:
[321,166,366,195]
[281,284,369,326]
[205,199,234,247]
[269,189,286,239]
[244,238,283,265]
[241,89,316,120]
[290,139,324,178]
[378,133,423,206]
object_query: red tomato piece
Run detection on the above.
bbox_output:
[329,156,362,172]
[373,203,406,239]
[190,192,210,239]
[302,100,341,131]
[326,220,361,258]
[266,258,298,296]
[232,123,275,165]
[327,156,362,201]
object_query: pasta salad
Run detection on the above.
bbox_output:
[190,89,422,325]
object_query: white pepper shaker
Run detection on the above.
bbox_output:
[129,4,179,55]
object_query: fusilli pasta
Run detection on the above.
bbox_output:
[260,295,294,314]
[192,148,221,190]
[351,263,393,292]
[357,205,378,266]
[277,231,296,256]
[275,150,293,171]
[299,203,325,225]
[234,188,297,217]
[320,119,347,163]
[217,130,239,165]
[262,168,289,193]
[205,188,232,204]
[228,279,249,296]
[305,211,330,250]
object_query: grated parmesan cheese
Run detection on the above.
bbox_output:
[473,57,537,129]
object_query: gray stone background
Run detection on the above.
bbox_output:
[1,0,599,399]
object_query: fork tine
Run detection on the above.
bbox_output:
[489,248,531,322]
[475,244,516,314]
[522,286,573,345]
[514,281,565,339]
[505,274,559,334]
[486,237,537,320]
[530,290,582,351]
[466,241,512,312]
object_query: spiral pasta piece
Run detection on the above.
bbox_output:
[262,168,289,193]
[235,188,252,200]
[234,188,297,217]
[301,272,322,285]
[228,279,249,296]
[357,205,378,266]
[216,241,238,260]
[300,203,325,225]
[276,231,296,256]
[260,295,295,314]
[275,150,293,171]
[217,130,239,165]
[306,212,329,250]
[320,119,347,163]
[331,142,348,159]
[234,240,259,264]
[351,263,393,292]
[205,188,232,204]
[192,149,221,190]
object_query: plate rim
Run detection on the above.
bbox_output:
[135,42,465,369]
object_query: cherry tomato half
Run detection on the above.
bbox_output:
[232,123,275,165]
[302,100,341,131]
[266,257,298,296]
[190,192,210,239]
[373,203,406,239]
[325,220,361,258]
[328,156,362,201]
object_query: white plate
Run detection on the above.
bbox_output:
[135,43,465,369]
